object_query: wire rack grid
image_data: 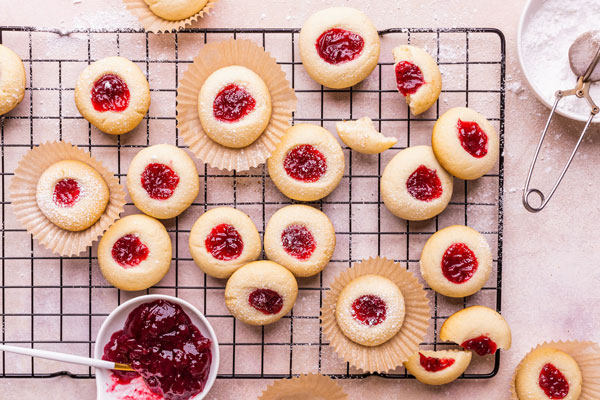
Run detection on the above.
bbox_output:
[0,26,505,382]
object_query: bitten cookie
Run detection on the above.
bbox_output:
[75,56,150,135]
[36,160,109,232]
[420,225,492,298]
[189,207,261,279]
[336,117,397,154]
[432,107,500,180]
[335,274,405,347]
[267,124,345,202]
[440,306,511,356]
[264,204,335,277]
[127,144,199,219]
[299,7,380,89]
[198,65,272,148]
[381,145,453,221]
[0,44,26,116]
[98,214,172,291]
[393,45,442,115]
[225,260,298,326]
[143,0,208,21]
[404,350,472,385]
[515,347,582,400]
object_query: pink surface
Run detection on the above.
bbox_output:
[1,0,600,399]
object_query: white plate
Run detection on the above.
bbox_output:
[94,294,219,400]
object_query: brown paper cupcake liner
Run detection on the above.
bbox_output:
[9,141,126,256]
[321,257,431,373]
[510,340,600,400]
[122,0,218,33]
[259,373,348,400]
[176,38,297,171]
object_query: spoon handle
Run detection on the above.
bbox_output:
[0,344,133,371]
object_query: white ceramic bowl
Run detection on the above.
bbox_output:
[517,0,598,123]
[94,294,219,400]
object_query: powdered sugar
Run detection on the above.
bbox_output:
[521,0,600,118]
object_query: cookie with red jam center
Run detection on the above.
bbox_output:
[404,349,472,385]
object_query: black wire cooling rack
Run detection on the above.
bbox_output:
[0,26,505,381]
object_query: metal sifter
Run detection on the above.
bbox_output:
[522,31,600,212]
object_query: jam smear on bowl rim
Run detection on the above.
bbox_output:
[248,288,284,315]
[456,119,489,158]
[395,61,426,96]
[53,178,81,207]
[441,243,478,284]
[283,144,327,182]
[91,73,130,112]
[461,335,497,356]
[539,363,570,399]
[406,164,443,202]
[351,294,387,326]
[111,234,149,268]
[205,223,244,261]
[281,224,317,260]
[141,163,180,200]
[213,83,256,123]
[419,352,456,373]
[102,299,212,400]
[316,28,365,65]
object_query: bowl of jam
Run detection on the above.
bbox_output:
[95,295,219,400]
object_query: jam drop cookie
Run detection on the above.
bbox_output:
[299,7,380,89]
[98,214,172,291]
[515,347,583,400]
[404,350,472,385]
[75,56,150,135]
[36,160,109,232]
[264,205,335,278]
[393,45,442,115]
[336,117,397,154]
[0,44,26,116]
[432,107,500,180]
[267,124,345,202]
[420,225,492,298]
[381,145,453,221]
[440,305,511,356]
[189,207,261,279]
[335,274,405,347]
[143,0,208,21]
[198,65,272,148]
[225,260,298,326]
[127,144,199,219]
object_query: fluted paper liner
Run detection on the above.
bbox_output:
[122,0,218,33]
[259,373,348,400]
[176,39,297,171]
[9,141,126,256]
[510,340,600,400]
[321,257,431,373]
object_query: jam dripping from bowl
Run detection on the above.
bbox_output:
[102,299,212,400]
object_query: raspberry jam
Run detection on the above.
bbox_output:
[53,178,81,207]
[91,74,130,112]
[457,119,488,158]
[461,335,497,356]
[281,224,316,261]
[351,295,387,326]
[111,234,149,268]
[205,223,243,261]
[283,144,327,182]
[315,28,364,65]
[419,352,456,373]
[406,165,443,202]
[213,83,256,123]
[441,243,478,284]
[248,288,283,315]
[539,363,570,399]
[141,163,180,200]
[102,300,212,400]
[395,61,425,96]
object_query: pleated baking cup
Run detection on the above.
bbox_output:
[9,141,126,256]
[259,373,348,400]
[122,0,218,33]
[176,38,297,171]
[510,341,600,400]
[321,257,431,373]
